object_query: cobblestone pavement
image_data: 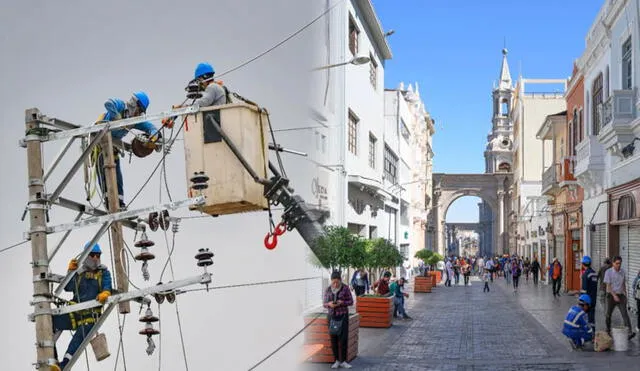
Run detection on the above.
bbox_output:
[303,274,640,371]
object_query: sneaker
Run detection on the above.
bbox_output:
[629,332,636,341]
[331,361,340,369]
[340,361,352,369]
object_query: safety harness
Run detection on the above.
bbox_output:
[68,270,104,329]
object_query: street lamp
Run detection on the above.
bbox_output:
[312,55,371,71]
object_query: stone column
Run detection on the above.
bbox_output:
[497,190,505,254]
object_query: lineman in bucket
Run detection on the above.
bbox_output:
[52,243,112,370]
[562,294,594,350]
[93,91,161,210]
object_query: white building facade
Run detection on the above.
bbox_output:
[575,0,640,310]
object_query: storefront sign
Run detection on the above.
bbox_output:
[311,175,328,202]
[568,212,581,229]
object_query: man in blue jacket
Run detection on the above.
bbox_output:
[94,91,160,209]
[580,256,598,329]
[53,243,113,370]
[562,294,593,350]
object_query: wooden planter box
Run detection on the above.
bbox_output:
[429,270,441,283]
[414,276,432,293]
[303,313,359,363]
[355,295,393,328]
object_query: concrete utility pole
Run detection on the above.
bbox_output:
[100,134,131,314]
[25,108,56,369]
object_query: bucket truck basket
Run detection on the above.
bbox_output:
[183,103,269,215]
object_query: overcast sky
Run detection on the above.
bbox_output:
[0,1,329,369]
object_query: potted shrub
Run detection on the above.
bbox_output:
[413,249,433,292]
[355,239,401,328]
[427,253,444,284]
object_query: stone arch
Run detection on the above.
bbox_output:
[431,173,512,257]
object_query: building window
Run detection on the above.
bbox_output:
[369,53,377,88]
[578,109,584,142]
[623,36,632,90]
[348,110,358,155]
[384,145,398,184]
[501,99,509,117]
[592,73,603,135]
[571,109,578,156]
[618,194,635,220]
[348,15,359,56]
[400,119,410,142]
[368,133,376,168]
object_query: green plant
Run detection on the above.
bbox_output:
[310,225,365,273]
[426,253,444,268]
[414,249,434,262]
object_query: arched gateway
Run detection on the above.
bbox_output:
[430,173,512,257]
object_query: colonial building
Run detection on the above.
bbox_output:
[479,49,516,256]
[575,0,640,309]
[509,77,566,266]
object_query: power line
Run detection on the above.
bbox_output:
[179,276,322,294]
[247,315,322,371]
[0,239,29,254]
[217,0,344,78]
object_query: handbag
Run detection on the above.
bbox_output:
[328,287,345,336]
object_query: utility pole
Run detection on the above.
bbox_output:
[100,133,130,314]
[25,108,56,369]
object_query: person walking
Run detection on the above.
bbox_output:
[580,256,598,329]
[462,259,471,286]
[483,270,491,293]
[603,256,636,340]
[523,257,531,282]
[485,257,495,282]
[477,256,485,277]
[512,259,521,293]
[503,258,512,284]
[445,259,454,287]
[350,268,369,297]
[531,258,541,285]
[453,258,461,285]
[550,258,562,297]
[323,270,354,369]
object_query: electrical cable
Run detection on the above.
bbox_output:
[217,0,343,78]
[247,315,322,371]
[0,239,28,254]
[178,276,322,294]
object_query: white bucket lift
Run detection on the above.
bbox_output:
[183,102,269,215]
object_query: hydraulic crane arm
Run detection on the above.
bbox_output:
[203,114,328,267]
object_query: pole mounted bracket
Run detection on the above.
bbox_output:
[33,272,65,283]
[33,358,59,369]
[30,260,49,268]
[36,340,55,348]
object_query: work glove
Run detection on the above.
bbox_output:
[97,290,111,304]
[68,259,78,271]
[161,117,175,129]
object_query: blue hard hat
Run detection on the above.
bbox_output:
[578,294,591,306]
[581,255,591,265]
[132,91,150,112]
[84,242,102,254]
[194,62,215,79]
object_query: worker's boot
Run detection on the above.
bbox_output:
[50,365,62,371]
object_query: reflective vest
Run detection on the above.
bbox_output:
[562,305,592,340]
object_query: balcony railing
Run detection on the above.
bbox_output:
[601,89,635,128]
[575,136,605,178]
[541,163,560,195]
